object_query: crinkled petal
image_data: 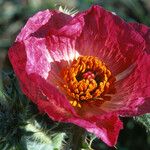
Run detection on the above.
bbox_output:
[9,9,85,120]
[136,97,150,116]
[68,113,123,147]
[32,74,78,121]
[8,41,77,121]
[72,5,150,116]
[102,53,150,116]
[22,36,79,81]
[75,5,145,75]
[129,22,150,54]
[16,9,72,41]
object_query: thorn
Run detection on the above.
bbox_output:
[114,145,117,149]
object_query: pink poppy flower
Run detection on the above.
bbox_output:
[8,5,150,146]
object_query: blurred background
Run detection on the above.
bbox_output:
[0,0,150,150]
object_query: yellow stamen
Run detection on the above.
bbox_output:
[61,56,116,108]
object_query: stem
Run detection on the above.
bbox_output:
[71,125,85,150]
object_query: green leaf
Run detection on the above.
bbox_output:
[134,114,150,132]
[52,133,66,149]
[25,120,53,144]
[25,120,66,149]
[21,136,53,150]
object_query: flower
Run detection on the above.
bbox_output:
[8,5,150,146]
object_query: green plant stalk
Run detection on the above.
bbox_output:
[71,126,85,150]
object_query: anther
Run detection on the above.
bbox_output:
[61,56,116,108]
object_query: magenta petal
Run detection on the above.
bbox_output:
[136,97,150,116]
[129,22,150,54]
[34,75,77,121]
[102,54,150,116]
[75,5,145,75]
[8,41,38,103]
[8,41,76,121]
[68,113,123,147]
[22,35,79,83]
[16,10,72,41]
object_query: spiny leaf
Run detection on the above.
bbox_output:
[0,72,31,149]
[51,133,66,149]
[24,120,66,150]
[25,120,53,144]
[58,6,78,16]
[134,114,150,132]
[21,137,54,150]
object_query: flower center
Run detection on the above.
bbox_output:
[61,56,116,108]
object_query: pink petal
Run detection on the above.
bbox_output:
[9,10,84,120]
[22,36,78,81]
[19,35,80,83]
[16,10,72,41]
[102,53,150,116]
[68,113,123,147]
[129,22,150,54]
[9,41,37,103]
[75,5,145,75]
[34,74,77,121]
[8,41,76,120]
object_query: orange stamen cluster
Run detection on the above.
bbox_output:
[61,56,116,108]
